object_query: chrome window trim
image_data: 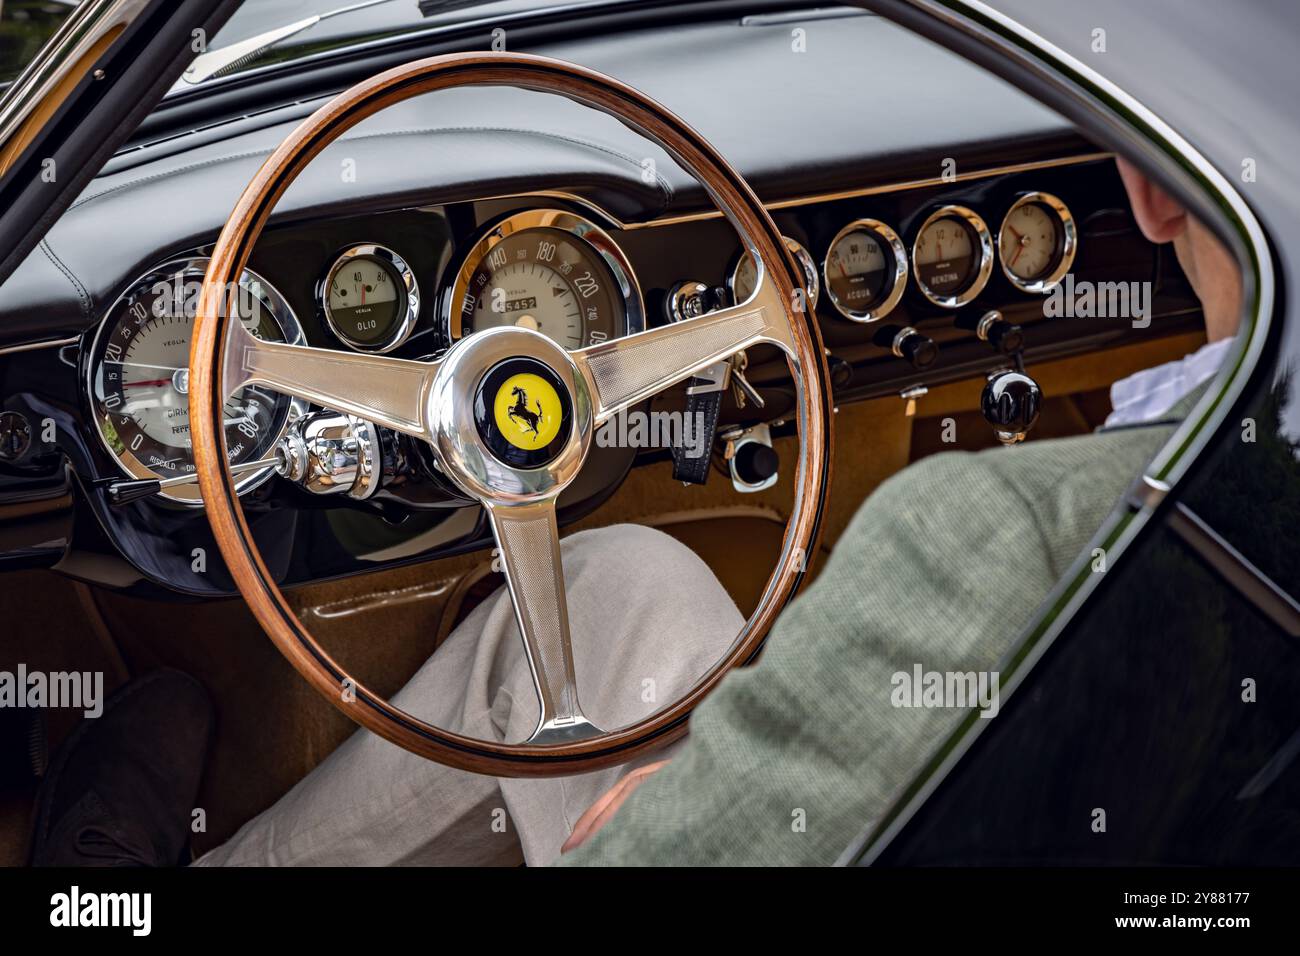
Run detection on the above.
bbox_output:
[0,0,151,178]
[838,0,1275,867]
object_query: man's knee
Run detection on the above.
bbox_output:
[558,523,739,625]
[561,524,719,593]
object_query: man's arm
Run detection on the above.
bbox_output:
[561,424,1173,865]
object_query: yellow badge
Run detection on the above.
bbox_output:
[492,372,561,450]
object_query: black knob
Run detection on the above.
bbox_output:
[734,441,779,486]
[986,320,1024,354]
[874,325,938,370]
[828,355,854,390]
[981,370,1042,445]
[962,309,1024,355]
[0,412,32,462]
[899,332,939,370]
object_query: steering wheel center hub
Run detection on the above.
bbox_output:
[428,325,592,502]
[474,358,573,468]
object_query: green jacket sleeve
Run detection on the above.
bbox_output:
[561,421,1176,865]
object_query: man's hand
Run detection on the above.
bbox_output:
[561,760,670,853]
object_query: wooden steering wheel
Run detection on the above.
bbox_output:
[190,52,832,776]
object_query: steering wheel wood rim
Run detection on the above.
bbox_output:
[190,51,833,776]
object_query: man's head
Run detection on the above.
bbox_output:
[1116,157,1242,342]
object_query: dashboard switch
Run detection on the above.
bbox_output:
[666,281,718,323]
[0,412,32,462]
[874,325,938,370]
[966,309,1025,354]
[734,441,779,487]
[727,424,779,493]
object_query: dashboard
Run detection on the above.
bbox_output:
[0,8,1204,597]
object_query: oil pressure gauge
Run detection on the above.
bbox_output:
[320,244,419,352]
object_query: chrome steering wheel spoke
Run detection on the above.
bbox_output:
[485,496,601,744]
[222,318,438,441]
[575,267,796,423]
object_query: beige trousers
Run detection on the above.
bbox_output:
[194,524,742,866]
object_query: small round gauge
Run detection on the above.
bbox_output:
[88,258,304,504]
[999,192,1077,293]
[823,219,908,322]
[912,205,995,308]
[321,245,419,352]
[729,236,820,309]
[445,209,644,349]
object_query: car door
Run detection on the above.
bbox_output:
[840,0,1300,867]
[0,0,238,284]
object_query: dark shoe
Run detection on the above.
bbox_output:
[29,668,214,867]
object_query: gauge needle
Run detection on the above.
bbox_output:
[123,379,172,388]
[110,361,184,373]
[1011,243,1026,267]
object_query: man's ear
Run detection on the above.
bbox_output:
[1117,157,1188,244]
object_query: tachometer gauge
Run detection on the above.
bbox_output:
[321,244,419,352]
[730,236,820,310]
[999,192,1077,293]
[88,258,305,504]
[912,205,994,308]
[444,209,644,349]
[823,219,908,322]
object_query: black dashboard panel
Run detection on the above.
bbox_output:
[0,7,1083,345]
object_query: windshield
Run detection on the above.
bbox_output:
[0,1,611,91]
[195,0,608,81]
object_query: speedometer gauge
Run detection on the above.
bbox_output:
[823,219,908,322]
[88,258,304,504]
[912,205,994,308]
[444,209,644,349]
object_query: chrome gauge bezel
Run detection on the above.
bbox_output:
[320,243,420,353]
[999,191,1078,294]
[87,256,306,506]
[912,204,995,309]
[729,235,820,311]
[822,218,909,323]
[442,208,646,345]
